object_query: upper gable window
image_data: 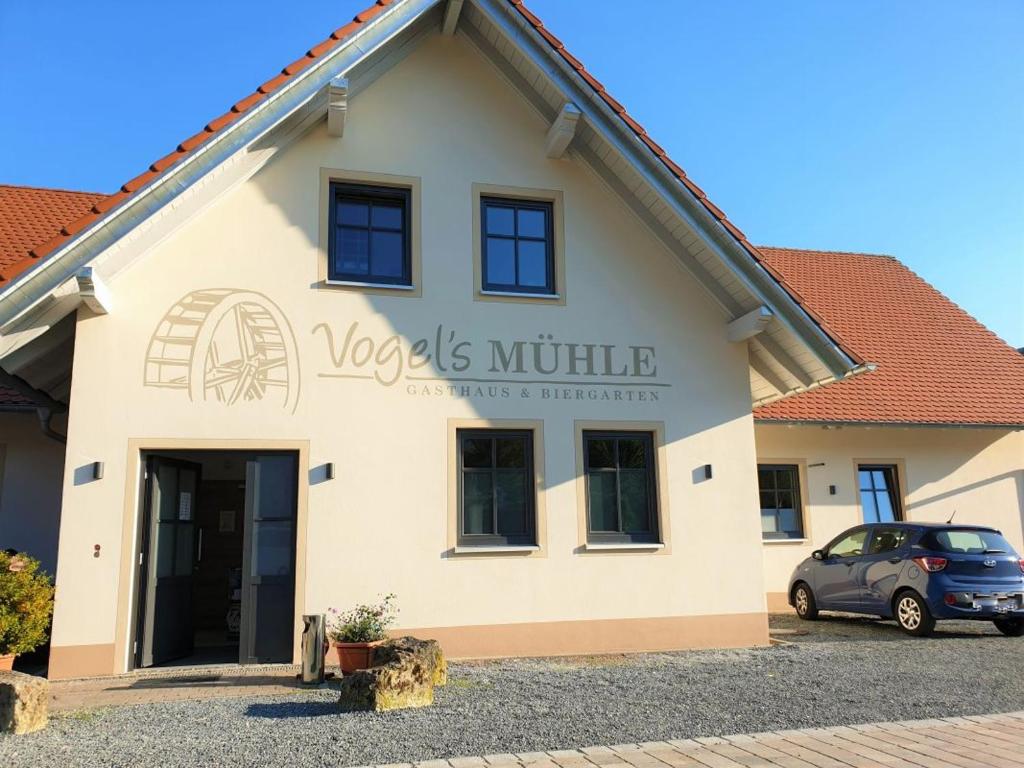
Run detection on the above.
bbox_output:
[481,197,555,295]
[328,182,411,286]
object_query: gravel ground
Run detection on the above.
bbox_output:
[4,616,1023,768]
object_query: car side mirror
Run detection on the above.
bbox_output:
[812,549,825,561]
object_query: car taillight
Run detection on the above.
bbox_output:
[913,556,948,573]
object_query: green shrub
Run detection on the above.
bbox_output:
[0,552,55,656]
[327,593,397,643]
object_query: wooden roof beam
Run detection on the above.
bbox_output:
[327,76,349,137]
[545,102,581,159]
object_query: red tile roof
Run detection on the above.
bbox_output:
[0,185,108,276]
[0,184,110,408]
[753,247,1024,426]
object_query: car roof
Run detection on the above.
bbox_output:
[877,522,999,532]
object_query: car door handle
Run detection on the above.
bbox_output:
[888,557,901,564]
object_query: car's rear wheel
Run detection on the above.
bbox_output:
[894,591,935,636]
[793,583,818,620]
[993,618,1024,637]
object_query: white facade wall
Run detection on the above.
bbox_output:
[48,36,770,677]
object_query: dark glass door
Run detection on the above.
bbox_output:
[240,454,298,663]
[139,457,201,667]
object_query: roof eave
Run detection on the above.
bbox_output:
[753,417,1024,431]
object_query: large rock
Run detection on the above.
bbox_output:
[338,636,446,712]
[0,670,48,735]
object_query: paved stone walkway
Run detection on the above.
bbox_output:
[393,712,1024,768]
[47,664,314,712]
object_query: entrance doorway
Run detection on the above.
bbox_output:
[133,451,298,669]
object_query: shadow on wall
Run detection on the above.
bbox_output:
[907,467,1024,539]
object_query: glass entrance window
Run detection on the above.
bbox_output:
[858,465,903,523]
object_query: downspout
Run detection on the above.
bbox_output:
[0,367,67,444]
[35,406,67,445]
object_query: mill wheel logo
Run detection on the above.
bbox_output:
[144,289,300,413]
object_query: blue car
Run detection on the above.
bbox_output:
[788,523,1024,636]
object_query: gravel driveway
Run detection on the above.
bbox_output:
[4,616,1023,768]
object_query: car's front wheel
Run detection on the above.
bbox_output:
[894,591,935,636]
[993,618,1024,637]
[793,583,818,620]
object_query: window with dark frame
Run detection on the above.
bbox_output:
[457,429,536,547]
[480,197,554,294]
[858,464,903,523]
[583,431,659,544]
[328,182,411,286]
[757,464,804,540]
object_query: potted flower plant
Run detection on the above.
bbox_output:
[327,593,397,674]
[0,551,55,671]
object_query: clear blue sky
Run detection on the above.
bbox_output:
[2,1,1021,345]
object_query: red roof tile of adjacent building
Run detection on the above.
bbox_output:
[0,185,108,276]
[753,247,1024,426]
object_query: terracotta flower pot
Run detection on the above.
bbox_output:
[334,640,384,674]
[0,654,14,672]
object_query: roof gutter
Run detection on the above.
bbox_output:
[753,418,1024,431]
[478,0,858,379]
[0,0,439,329]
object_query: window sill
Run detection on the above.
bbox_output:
[452,545,540,555]
[583,542,665,552]
[325,279,416,291]
[762,538,808,545]
[479,290,560,300]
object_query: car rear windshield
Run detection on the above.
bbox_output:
[921,528,1017,555]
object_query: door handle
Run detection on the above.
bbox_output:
[196,528,203,563]
[888,556,901,564]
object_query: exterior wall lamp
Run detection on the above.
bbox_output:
[92,461,105,480]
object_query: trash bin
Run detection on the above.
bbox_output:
[301,614,326,686]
